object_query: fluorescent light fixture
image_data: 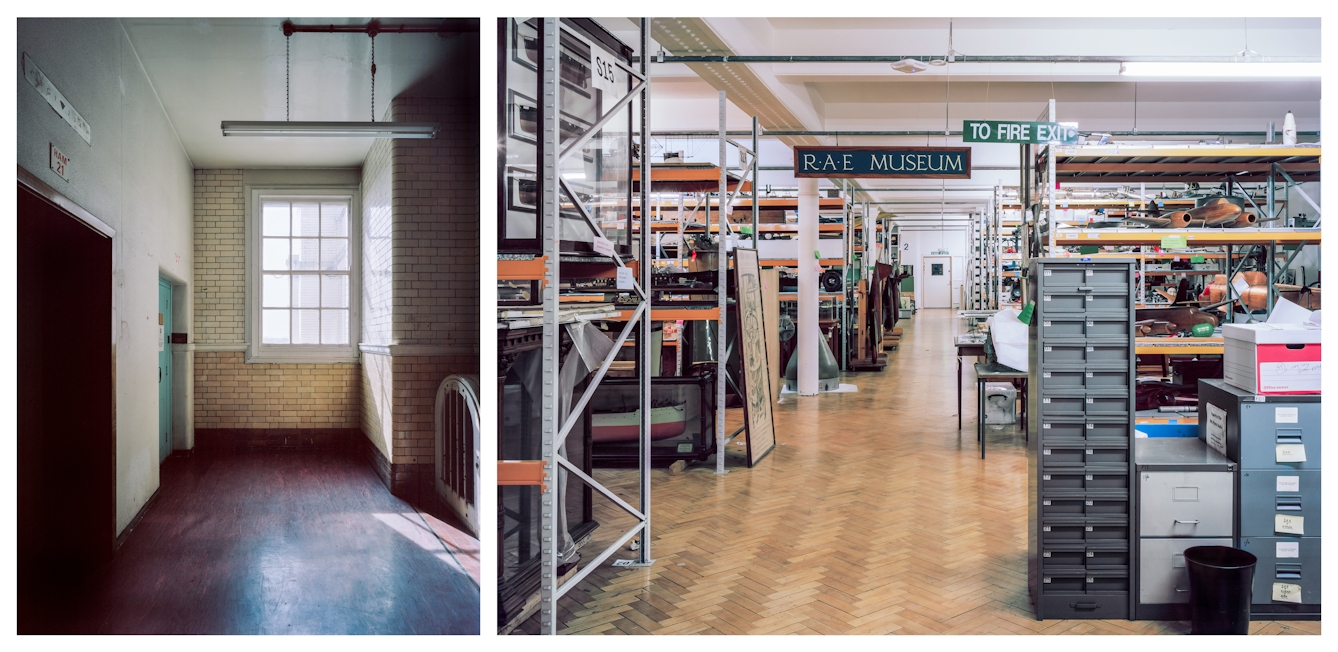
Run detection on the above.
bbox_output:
[220,121,438,138]
[1119,62,1321,78]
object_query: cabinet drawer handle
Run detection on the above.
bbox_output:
[1174,587,1189,593]
[1174,519,1199,525]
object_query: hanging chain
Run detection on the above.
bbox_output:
[286,33,291,121]
[370,35,377,122]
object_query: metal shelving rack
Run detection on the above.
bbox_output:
[535,17,654,635]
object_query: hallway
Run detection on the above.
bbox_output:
[21,449,481,635]
[516,309,1319,635]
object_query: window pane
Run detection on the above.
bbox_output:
[321,202,349,237]
[321,239,350,271]
[293,203,321,237]
[321,309,349,344]
[262,309,290,344]
[321,274,349,308]
[293,275,321,307]
[293,309,321,344]
[262,203,290,236]
[262,274,290,307]
[263,238,291,270]
[292,239,320,270]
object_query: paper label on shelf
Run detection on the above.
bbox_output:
[1086,232,1100,238]
[1160,235,1187,248]
[615,266,634,290]
[1275,513,1304,535]
[1272,583,1303,603]
[1275,407,1299,423]
[158,324,164,352]
[591,50,625,100]
[1065,232,1078,239]
[1276,541,1300,558]
[1205,404,1228,457]
[1276,444,1306,463]
[592,237,616,257]
[1276,476,1300,492]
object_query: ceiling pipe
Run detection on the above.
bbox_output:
[281,18,478,37]
[640,54,1319,64]
[653,130,1318,137]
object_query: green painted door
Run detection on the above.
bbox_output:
[159,280,172,462]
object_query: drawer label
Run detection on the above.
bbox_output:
[1043,398,1051,404]
[1085,398,1094,404]
[1275,514,1304,535]
[1276,476,1300,492]
[1043,423,1051,429]
[1043,475,1051,480]
[1276,444,1307,463]
[1043,551,1052,557]
[1044,270,1052,276]
[1272,582,1303,604]
[1277,541,1299,558]
[1205,404,1228,457]
[1084,526,1093,531]
[1043,526,1052,532]
[1275,407,1299,424]
[1085,372,1093,378]
[1044,321,1052,327]
[1086,270,1094,277]
[1086,423,1094,429]
[1086,551,1094,557]
[1086,321,1095,327]
[1043,372,1052,378]
[1045,346,1052,352]
[1043,449,1051,455]
[1086,346,1094,352]
[1086,295,1094,301]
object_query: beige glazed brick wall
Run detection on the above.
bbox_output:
[195,352,360,428]
[388,355,475,465]
[193,170,246,344]
[193,169,362,430]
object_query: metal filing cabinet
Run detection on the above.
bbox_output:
[1133,438,1235,620]
[1199,379,1321,619]
[1027,258,1136,620]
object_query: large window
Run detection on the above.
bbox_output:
[248,189,360,362]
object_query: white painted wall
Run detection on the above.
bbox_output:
[18,18,195,535]
[896,224,970,309]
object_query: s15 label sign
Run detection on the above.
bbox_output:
[794,146,971,179]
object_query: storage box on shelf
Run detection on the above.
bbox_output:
[1222,323,1321,395]
[1027,258,1138,620]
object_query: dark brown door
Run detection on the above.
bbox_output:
[17,181,115,597]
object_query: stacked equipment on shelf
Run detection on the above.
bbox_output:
[1027,258,1137,619]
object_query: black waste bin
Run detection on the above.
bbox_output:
[1184,546,1257,635]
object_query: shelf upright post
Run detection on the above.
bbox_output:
[842,179,850,371]
[637,16,654,566]
[1047,98,1057,256]
[715,90,729,475]
[752,116,760,247]
[538,17,562,636]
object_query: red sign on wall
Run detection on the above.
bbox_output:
[49,143,70,181]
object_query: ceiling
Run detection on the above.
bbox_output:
[593,17,1322,211]
[121,18,475,169]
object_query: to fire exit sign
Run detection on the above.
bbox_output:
[963,120,1079,145]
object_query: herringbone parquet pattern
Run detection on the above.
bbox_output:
[512,309,1320,636]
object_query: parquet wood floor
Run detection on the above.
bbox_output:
[513,309,1319,636]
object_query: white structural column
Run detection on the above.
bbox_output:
[797,177,820,395]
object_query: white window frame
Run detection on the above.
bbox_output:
[245,186,361,363]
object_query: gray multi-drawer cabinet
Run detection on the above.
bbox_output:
[1199,379,1321,619]
[1027,258,1137,620]
[1133,438,1236,620]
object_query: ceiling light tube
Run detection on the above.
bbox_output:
[220,121,439,138]
[1119,62,1321,77]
